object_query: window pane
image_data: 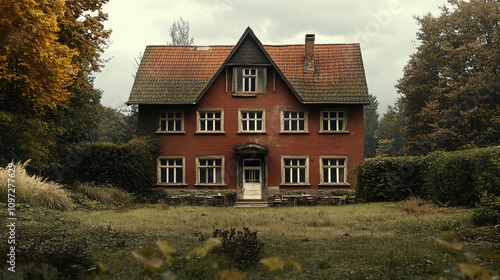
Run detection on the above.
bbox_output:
[249,121,255,131]
[168,120,174,131]
[331,169,337,183]
[338,112,344,118]
[323,120,328,130]
[161,168,167,183]
[284,112,289,118]
[161,113,167,119]
[284,159,290,166]
[339,120,344,130]
[298,112,305,118]
[200,112,206,118]
[215,159,222,166]
[339,168,345,183]
[199,159,206,166]
[176,168,183,183]
[257,112,262,118]
[242,112,247,118]
[249,112,255,119]
[322,159,329,166]
[200,168,207,183]
[285,168,290,183]
[251,69,256,75]
[200,121,206,131]
[292,168,298,183]
[160,159,167,166]
[323,168,329,183]
[175,112,182,118]
[168,168,175,183]
[216,168,222,183]
[284,121,290,131]
[323,112,329,118]
[207,121,213,131]
[215,120,221,131]
[291,112,297,118]
[338,159,345,166]
[299,159,306,166]
[175,120,182,130]
[242,121,247,131]
[299,120,305,130]
[207,112,213,118]
[291,120,297,130]
[300,168,306,183]
[167,112,174,118]
[160,120,166,131]
[330,112,337,118]
[331,120,337,131]
[257,121,262,131]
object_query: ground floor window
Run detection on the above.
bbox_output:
[320,156,348,184]
[158,157,184,185]
[281,156,309,185]
[197,156,224,185]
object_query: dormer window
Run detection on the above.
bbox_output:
[233,67,267,95]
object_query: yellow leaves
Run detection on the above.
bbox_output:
[260,257,302,274]
[219,268,247,280]
[436,235,465,253]
[156,240,176,264]
[458,263,497,280]
[185,237,222,260]
[131,249,164,272]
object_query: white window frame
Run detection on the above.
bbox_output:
[242,68,257,93]
[157,156,185,185]
[238,109,266,133]
[320,156,349,185]
[196,156,225,186]
[196,109,224,133]
[320,109,348,133]
[281,156,309,186]
[280,109,308,133]
[158,111,184,133]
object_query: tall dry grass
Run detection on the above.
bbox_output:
[73,182,132,207]
[0,161,73,210]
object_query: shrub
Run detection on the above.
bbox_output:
[54,137,159,194]
[424,147,500,207]
[0,161,73,210]
[70,182,133,208]
[211,227,264,268]
[355,156,427,202]
[472,196,500,226]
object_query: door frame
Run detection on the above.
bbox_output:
[234,143,269,201]
[242,159,263,200]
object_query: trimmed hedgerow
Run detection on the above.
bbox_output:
[57,137,159,194]
[355,146,500,206]
[424,147,500,207]
[355,156,427,202]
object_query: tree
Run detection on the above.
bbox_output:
[167,17,194,46]
[376,100,406,157]
[364,94,379,158]
[397,0,500,155]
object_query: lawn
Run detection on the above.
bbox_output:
[2,202,499,279]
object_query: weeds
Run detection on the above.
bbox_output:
[400,196,437,215]
[0,161,73,210]
[70,182,132,209]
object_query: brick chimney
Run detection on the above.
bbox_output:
[304,34,315,73]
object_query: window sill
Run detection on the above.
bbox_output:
[194,184,227,188]
[237,131,266,135]
[319,131,350,134]
[195,131,225,135]
[319,183,351,187]
[279,131,309,134]
[157,184,187,187]
[232,93,258,97]
[156,131,186,135]
[280,184,311,187]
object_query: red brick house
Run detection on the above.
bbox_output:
[127,27,369,202]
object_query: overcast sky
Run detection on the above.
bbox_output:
[93,0,449,114]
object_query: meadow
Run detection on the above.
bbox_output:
[3,201,499,279]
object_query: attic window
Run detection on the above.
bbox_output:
[233,67,267,95]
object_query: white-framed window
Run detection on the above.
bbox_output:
[238,109,265,133]
[196,156,225,185]
[320,110,347,132]
[159,111,184,133]
[281,110,308,133]
[281,156,309,185]
[197,109,224,133]
[320,156,348,185]
[243,68,257,93]
[158,156,185,185]
[233,67,267,94]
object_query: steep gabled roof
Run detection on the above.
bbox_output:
[128,27,369,105]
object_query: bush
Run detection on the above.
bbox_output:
[211,227,264,268]
[53,137,158,194]
[355,156,427,202]
[70,182,133,208]
[0,161,73,210]
[424,147,500,207]
[472,196,500,226]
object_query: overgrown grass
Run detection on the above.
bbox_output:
[0,161,73,210]
[2,203,498,279]
[70,182,133,208]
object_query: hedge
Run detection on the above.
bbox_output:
[53,137,159,193]
[355,146,500,206]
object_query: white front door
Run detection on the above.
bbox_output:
[242,159,262,200]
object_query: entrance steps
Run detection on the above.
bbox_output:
[234,200,268,208]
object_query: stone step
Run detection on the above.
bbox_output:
[233,200,269,208]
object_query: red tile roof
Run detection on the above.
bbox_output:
[128,30,369,104]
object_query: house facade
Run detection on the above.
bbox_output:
[128,27,369,201]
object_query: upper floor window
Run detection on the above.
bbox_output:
[239,109,265,133]
[281,110,308,133]
[197,109,224,133]
[159,111,184,133]
[233,67,267,94]
[321,110,347,132]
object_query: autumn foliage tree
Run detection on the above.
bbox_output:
[397,0,500,155]
[0,0,111,170]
